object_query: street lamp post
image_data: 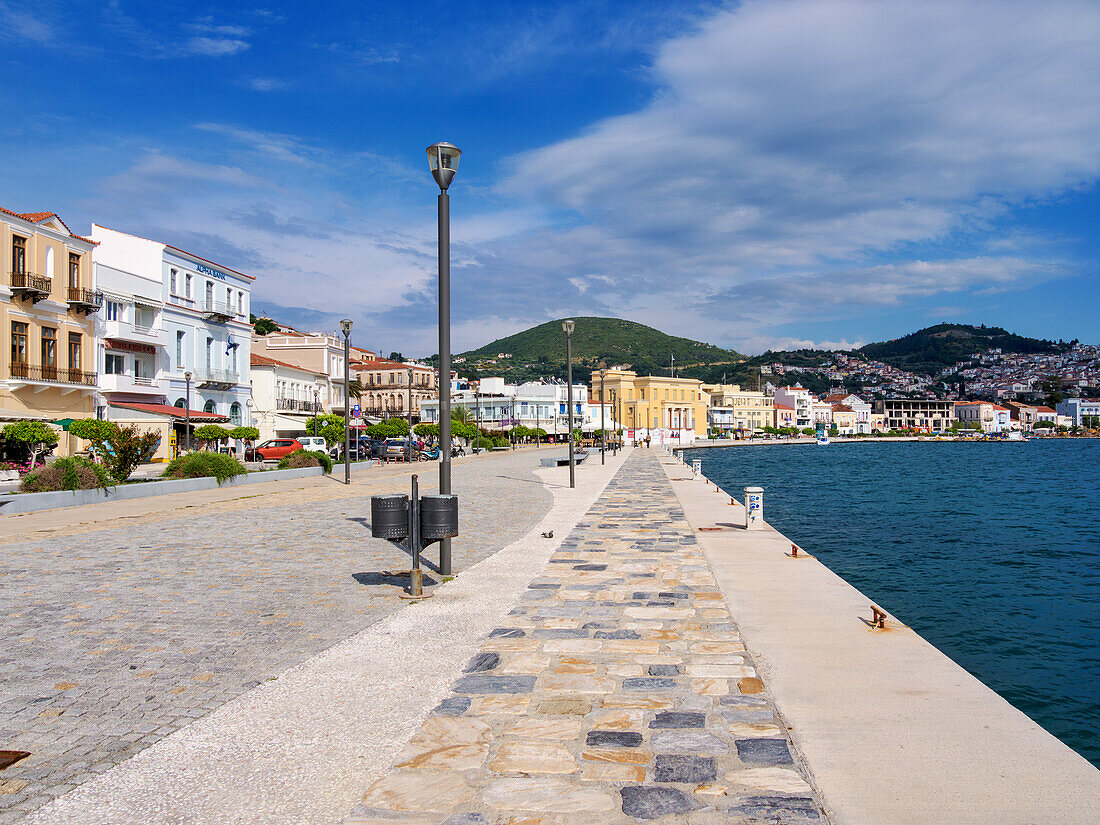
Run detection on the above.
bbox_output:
[184,371,192,453]
[427,141,460,577]
[313,388,319,440]
[475,389,480,453]
[600,370,605,465]
[340,319,352,485]
[407,368,414,462]
[563,320,575,488]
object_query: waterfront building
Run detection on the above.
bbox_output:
[1,209,98,455]
[249,353,326,441]
[773,403,796,429]
[1003,401,1039,431]
[593,368,707,443]
[873,398,955,431]
[1055,398,1100,426]
[811,399,833,427]
[772,386,814,428]
[1035,406,1057,425]
[92,226,254,453]
[252,331,352,416]
[702,384,772,435]
[822,393,872,433]
[830,404,857,434]
[420,377,596,438]
[352,358,437,420]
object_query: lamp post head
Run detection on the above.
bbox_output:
[426,142,461,190]
[340,318,353,336]
[562,319,575,337]
[184,370,191,382]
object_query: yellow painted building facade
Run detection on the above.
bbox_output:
[702,383,773,433]
[592,368,709,439]
[1,209,98,453]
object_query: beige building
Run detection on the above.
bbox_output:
[703,383,773,434]
[1,208,98,455]
[252,330,372,415]
[594,368,708,441]
[353,358,437,419]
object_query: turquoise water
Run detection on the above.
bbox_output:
[684,440,1100,767]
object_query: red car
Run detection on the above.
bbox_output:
[246,439,303,461]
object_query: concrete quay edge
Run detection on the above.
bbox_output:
[660,454,1100,825]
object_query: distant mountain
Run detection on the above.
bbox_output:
[856,323,1073,375]
[445,317,745,384]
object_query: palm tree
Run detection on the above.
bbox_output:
[348,379,364,403]
[452,406,474,425]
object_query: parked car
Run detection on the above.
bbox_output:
[330,437,379,461]
[382,438,415,461]
[294,435,323,455]
[246,439,303,461]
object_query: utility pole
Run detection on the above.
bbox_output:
[670,353,675,378]
[600,370,605,465]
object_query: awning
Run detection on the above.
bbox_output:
[109,402,229,423]
[0,408,50,421]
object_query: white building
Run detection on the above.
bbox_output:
[249,353,326,441]
[92,226,254,443]
[420,378,600,438]
[822,393,872,433]
[1056,398,1100,426]
[773,386,814,428]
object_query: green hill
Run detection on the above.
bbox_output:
[857,323,1072,375]
[447,317,745,384]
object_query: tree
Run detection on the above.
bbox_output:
[252,315,278,336]
[2,421,58,469]
[364,418,409,438]
[229,426,260,443]
[100,424,161,482]
[193,425,231,450]
[388,352,404,362]
[70,418,117,446]
[305,414,346,446]
[1039,375,1064,406]
[452,407,474,426]
[348,379,364,403]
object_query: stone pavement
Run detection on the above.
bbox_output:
[0,450,552,823]
[348,451,825,824]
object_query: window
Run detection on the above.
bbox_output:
[106,300,122,321]
[203,400,216,414]
[205,337,213,370]
[105,353,126,374]
[68,333,81,370]
[134,357,151,379]
[176,331,185,368]
[225,286,232,307]
[11,321,27,364]
[205,281,213,306]
[135,305,154,330]
[230,402,242,426]
[12,235,26,274]
[45,247,54,279]
[170,268,178,295]
[41,327,57,366]
[185,273,193,298]
[237,291,244,314]
[174,398,186,409]
[68,253,80,289]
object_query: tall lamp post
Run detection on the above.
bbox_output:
[184,370,192,453]
[600,370,605,465]
[563,319,575,488]
[427,141,460,577]
[340,319,352,485]
[313,388,319,439]
[407,367,414,462]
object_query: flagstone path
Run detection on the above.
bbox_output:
[348,451,826,824]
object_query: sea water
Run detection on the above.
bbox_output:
[684,439,1100,767]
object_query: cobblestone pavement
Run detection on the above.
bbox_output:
[348,451,826,825]
[0,451,552,823]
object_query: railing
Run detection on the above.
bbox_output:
[10,271,51,294]
[66,286,104,308]
[8,362,96,386]
[134,376,157,386]
[196,368,238,386]
[276,397,323,412]
[202,299,235,319]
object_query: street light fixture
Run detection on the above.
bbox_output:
[183,370,192,453]
[562,319,576,488]
[340,319,352,485]
[427,141,460,577]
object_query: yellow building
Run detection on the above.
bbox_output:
[702,383,773,435]
[1,209,98,454]
[592,368,709,442]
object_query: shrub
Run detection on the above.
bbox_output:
[193,425,231,450]
[277,450,333,474]
[229,426,259,442]
[101,424,161,483]
[2,420,59,468]
[162,452,245,484]
[22,456,111,492]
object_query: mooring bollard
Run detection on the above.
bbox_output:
[692,459,702,476]
[744,486,764,530]
[370,474,458,599]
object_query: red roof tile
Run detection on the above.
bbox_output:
[109,402,228,421]
[250,353,325,375]
[1,206,97,245]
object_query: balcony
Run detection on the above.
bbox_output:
[8,362,96,388]
[103,319,163,348]
[10,271,51,303]
[201,299,235,323]
[276,397,323,413]
[99,373,165,395]
[67,286,104,315]
[196,368,238,389]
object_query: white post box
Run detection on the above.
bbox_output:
[692,459,702,476]
[744,486,764,530]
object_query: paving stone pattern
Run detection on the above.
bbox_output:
[0,452,552,823]
[349,451,825,825]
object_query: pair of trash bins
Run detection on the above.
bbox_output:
[370,475,458,598]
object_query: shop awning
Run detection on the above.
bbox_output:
[109,402,229,423]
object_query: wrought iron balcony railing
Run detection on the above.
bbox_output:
[9,362,96,386]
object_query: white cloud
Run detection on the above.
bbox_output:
[185,36,249,57]
[245,78,291,92]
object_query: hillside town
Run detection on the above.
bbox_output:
[1,208,1097,470]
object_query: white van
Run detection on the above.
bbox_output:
[296,436,327,452]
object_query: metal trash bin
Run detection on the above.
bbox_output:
[371,494,409,539]
[420,494,459,542]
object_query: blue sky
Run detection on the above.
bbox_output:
[3,0,1098,356]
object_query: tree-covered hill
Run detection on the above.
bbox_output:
[857,323,1072,375]
[440,317,745,384]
